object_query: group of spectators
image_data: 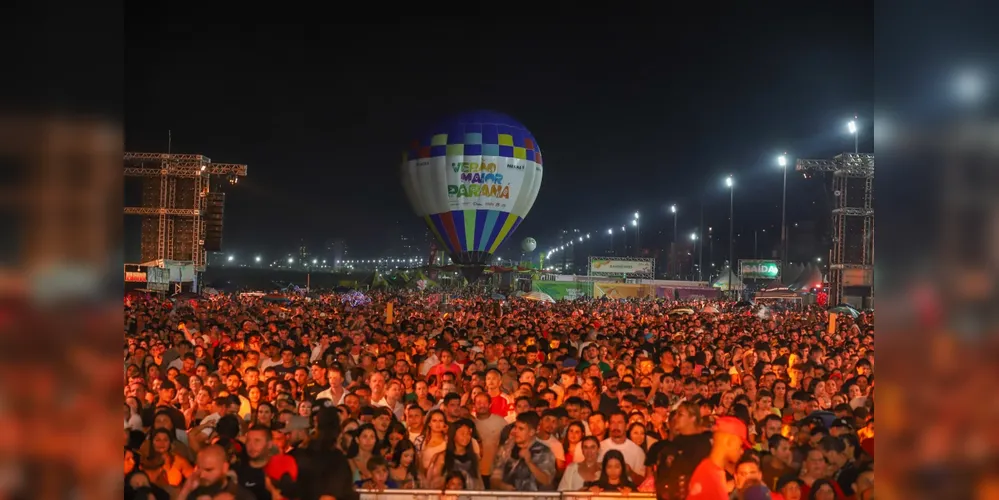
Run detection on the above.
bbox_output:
[124,291,874,499]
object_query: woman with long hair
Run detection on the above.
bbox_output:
[124,447,139,476]
[585,449,635,493]
[347,423,385,483]
[425,419,482,490]
[251,402,276,429]
[562,421,586,465]
[558,436,601,491]
[772,380,789,413]
[628,422,657,453]
[384,421,408,459]
[389,439,419,489]
[141,428,194,491]
[416,409,448,473]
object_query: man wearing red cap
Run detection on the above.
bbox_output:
[686,416,752,499]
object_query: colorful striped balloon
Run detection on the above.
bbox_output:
[401,111,544,281]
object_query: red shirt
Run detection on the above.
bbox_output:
[686,457,729,500]
[427,362,461,381]
[489,392,512,418]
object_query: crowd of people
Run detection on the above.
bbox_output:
[123,290,874,500]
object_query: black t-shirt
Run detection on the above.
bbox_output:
[598,393,620,415]
[304,381,329,402]
[292,443,359,500]
[274,363,297,378]
[232,462,271,500]
[653,432,713,500]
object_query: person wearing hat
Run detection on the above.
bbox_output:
[303,360,330,402]
[686,416,752,499]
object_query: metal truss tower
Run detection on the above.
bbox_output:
[796,153,874,306]
[124,152,247,273]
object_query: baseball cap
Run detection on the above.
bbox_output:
[830,417,854,430]
[742,484,772,500]
[714,416,752,449]
[561,358,579,369]
[285,416,310,431]
[264,453,299,483]
[310,359,327,369]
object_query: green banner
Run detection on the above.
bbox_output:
[531,281,593,300]
[739,259,781,280]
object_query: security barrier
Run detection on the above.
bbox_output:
[357,489,655,500]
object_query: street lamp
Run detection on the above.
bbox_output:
[670,204,678,278]
[847,117,858,153]
[254,255,261,263]
[631,217,639,256]
[689,231,699,281]
[778,153,788,275]
[725,175,735,292]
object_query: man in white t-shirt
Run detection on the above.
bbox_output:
[537,408,566,470]
[598,410,646,484]
[473,392,508,486]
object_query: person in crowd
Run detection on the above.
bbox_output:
[687,416,752,499]
[123,292,873,499]
[558,435,601,491]
[585,449,635,493]
[389,439,419,488]
[490,412,557,491]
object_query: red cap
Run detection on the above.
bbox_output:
[715,416,752,449]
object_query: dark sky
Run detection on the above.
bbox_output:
[124,8,873,263]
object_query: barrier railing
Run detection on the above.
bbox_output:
[357,489,655,500]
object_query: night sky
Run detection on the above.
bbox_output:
[124,8,873,263]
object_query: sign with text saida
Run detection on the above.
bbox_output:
[589,258,654,276]
[739,259,781,280]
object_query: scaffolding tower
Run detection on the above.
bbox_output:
[124,152,247,287]
[796,153,874,306]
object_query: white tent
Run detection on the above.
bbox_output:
[711,267,745,291]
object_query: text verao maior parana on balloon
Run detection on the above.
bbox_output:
[448,161,510,199]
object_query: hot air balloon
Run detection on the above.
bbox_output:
[401,111,544,282]
[521,237,537,253]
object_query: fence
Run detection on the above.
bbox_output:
[357,489,655,500]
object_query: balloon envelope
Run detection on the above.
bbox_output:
[521,237,537,253]
[401,111,544,281]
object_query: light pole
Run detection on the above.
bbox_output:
[670,204,678,278]
[690,232,699,281]
[698,200,704,282]
[754,229,766,258]
[725,175,734,292]
[708,226,713,273]
[778,154,788,276]
[848,117,858,154]
[607,228,614,256]
[632,212,640,257]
